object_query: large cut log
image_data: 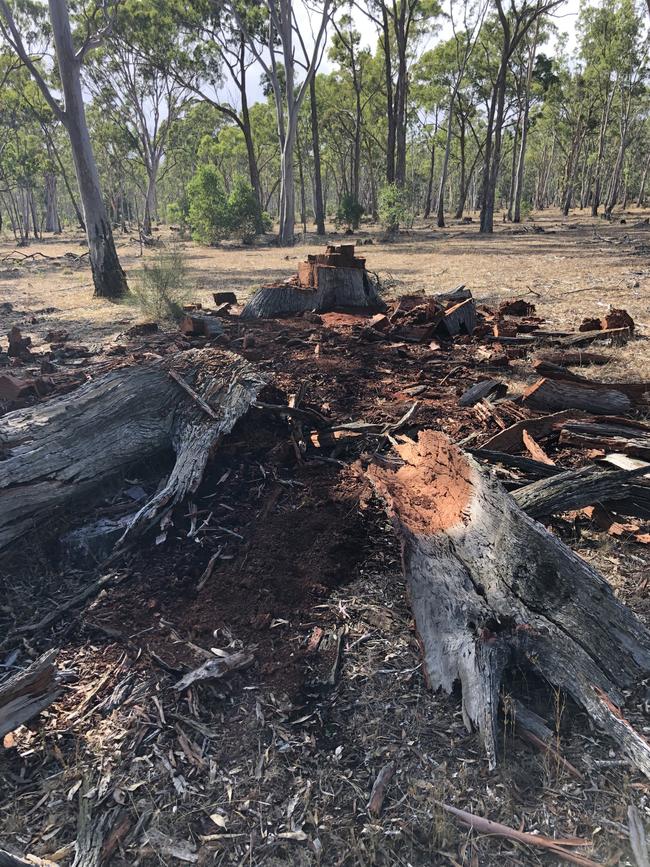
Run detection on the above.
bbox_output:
[512,464,650,518]
[241,268,386,319]
[522,377,631,414]
[532,360,650,403]
[0,650,60,738]
[0,349,265,553]
[368,431,650,774]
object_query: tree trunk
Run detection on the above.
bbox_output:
[368,431,650,776]
[381,6,395,185]
[310,75,325,234]
[0,349,265,555]
[512,33,537,223]
[48,0,127,298]
[142,159,158,237]
[44,171,61,233]
[637,153,650,206]
[423,137,436,219]
[238,40,265,235]
[453,120,467,219]
[437,90,458,228]
[480,46,508,234]
[591,85,614,217]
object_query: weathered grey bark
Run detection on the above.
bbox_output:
[241,268,385,319]
[368,431,650,776]
[0,349,265,554]
[50,0,126,295]
[513,463,650,518]
[44,171,61,233]
[512,24,539,222]
[522,377,632,414]
[0,0,128,296]
[0,650,60,739]
[591,84,615,216]
[309,75,325,234]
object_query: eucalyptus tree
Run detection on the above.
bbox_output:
[85,8,189,237]
[232,0,332,244]
[0,0,127,297]
[478,0,564,234]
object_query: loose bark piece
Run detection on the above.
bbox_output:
[0,650,60,739]
[0,349,265,553]
[459,379,507,407]
[522,429,555,465]
[241,268,385,319]
[480,410,588,453]
[367,432,650,775]
[174,649,255,691]
[367,761,396,817]
[523,378,631,415]
[512,464,649,519]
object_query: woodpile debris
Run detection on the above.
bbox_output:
[2,267,650,867]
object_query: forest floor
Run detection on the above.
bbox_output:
[1,207,650,866]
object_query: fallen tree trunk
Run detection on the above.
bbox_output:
[241,269,385,319]
[559,421,650,460]
[0,650,60,739]
[480,410,590,453]
[523,377,631,414]
[368,431,650,775]
[0,349,265,554]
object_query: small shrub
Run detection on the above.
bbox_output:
[378,183,406,233]
[130,243,192,322]
[187,165,231,245]
[335,193,364,231]
[187,168,269,244]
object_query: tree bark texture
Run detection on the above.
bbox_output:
[0,349,265,554]
[368,431,650,775]
[48,0,127,298]
[241,268,385,319]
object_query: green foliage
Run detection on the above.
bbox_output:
[335,193,364,230]
[186,166,268,244]
[130,243,192,322]
[378,183,406,233]
[187,164,231,244]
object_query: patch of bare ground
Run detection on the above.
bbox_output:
[1,208,650,866]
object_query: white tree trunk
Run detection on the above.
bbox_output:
[48,0,127,298]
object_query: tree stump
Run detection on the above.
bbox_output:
[368,431,650,775]
[0,348,265,554]
[241,268,386,319]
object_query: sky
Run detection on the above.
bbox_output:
[231,0,583,107]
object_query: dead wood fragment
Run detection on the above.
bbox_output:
[470,448,559,479]
[522,429,555,465]
[439,802,599,866]
[459,379,507,407]
[532,361,650,403]
[174,648,255,691]
[367,431,650,775]
[367,761,396,816]
[523,378,631,415]
[438,298,477,337]
[536,350,612,366]
[628,805,650,867]
[0,650,60,738]
[558,327,630,347]
[0,348,265,554]
[512,464,649,519]
[480,410,588,453]
[560,422,650,461]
